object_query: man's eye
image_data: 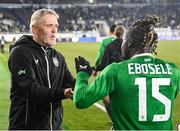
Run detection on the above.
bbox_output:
[46,24,51,27]
[45,24,58,28]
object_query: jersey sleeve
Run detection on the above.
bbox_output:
[95,40,105,67]
[73,64,117,109]
[175,67,180,98]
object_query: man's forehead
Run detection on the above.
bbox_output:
[40,14,58,23]
[41,14,57,20]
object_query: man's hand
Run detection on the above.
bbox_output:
[92,70,98,77]
[64,88,73,98]
[74,56,93,75]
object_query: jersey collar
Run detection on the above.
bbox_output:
[110,34,116,38]
[132,53,154,59]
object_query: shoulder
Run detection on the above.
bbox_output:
[102,37,112,41]
[9,35,35,56]
[51,48,65,61]
[101,36,114,43]
[167,61,180,75]
[106,40,117,47]
[156,57,178,68]
[101,63,118,77]
[104,42,115,54]
[10,44,27,57]
[100,61,128,80]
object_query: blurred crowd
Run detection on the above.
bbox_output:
[0,0,179,33]
[1,0,179,4]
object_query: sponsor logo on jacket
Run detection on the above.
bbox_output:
[18,69,26,75]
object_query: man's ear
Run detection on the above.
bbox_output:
[32,25,38,35]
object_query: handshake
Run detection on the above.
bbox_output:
[75,56,95,76]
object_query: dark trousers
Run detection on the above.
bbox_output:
[0,45,4,53]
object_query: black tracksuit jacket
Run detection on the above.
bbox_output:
[8,35,75,130]
[96,38,123,71]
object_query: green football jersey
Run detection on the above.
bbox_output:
[95,36,115,67]
[73,53,180,130]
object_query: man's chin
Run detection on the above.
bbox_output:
[47,41,57,46]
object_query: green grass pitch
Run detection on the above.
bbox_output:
[0,40,179,129]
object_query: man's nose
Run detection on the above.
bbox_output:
[52,26,58,33]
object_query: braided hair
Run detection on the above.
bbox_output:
[126,14,161,55]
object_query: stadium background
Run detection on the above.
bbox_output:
[0,0,180,130]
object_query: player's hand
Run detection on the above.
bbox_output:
[64,88,73,98]
[75,56,93,75]
[92,67,98,77]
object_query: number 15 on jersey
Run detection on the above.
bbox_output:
[135,78,171,122]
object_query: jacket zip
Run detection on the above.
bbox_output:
[42,47,53,130]
[25,99,28,126]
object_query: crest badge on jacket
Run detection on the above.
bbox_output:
[53,57,59,67]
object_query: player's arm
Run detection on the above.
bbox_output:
[95,40,105,67]
[175,66,180,98]
[73,56,117,109]
[61,60,76,99]
[62,59,76,90]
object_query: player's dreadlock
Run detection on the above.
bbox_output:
[126,14,161,55]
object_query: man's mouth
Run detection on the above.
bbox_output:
[49,35,56,39]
